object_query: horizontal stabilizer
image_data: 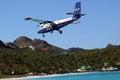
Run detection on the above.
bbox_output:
[80,14,86,16]
[66,12,74,15]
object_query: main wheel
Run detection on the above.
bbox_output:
[59,30,62,34]
[42,34,45,37]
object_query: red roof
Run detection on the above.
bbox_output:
[41,47,48,51]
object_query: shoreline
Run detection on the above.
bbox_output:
[0,72,90,80]
[0,71,119,80]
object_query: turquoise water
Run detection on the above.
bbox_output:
[23,71,120,80]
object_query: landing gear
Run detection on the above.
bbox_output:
[58,30,62,34]
[42,34,45,38]
[50,30,53,33]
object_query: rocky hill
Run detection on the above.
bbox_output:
[13,36,65,53]
[5,42,18,49]
[0,37,87,54]
[0,36,65,53]
[1,36,119,54]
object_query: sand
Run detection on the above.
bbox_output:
[0,72,89,80]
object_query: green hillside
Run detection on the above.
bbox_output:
[0,37,120,77]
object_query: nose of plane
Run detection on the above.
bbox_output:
[38,30,43,34]
[38,29,48,34]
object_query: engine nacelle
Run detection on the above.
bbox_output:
[44,23,52,28]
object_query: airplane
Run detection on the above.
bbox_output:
[24,1,85,37]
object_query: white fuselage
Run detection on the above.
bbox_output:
[40,17,74,30]
[54,17,73,25]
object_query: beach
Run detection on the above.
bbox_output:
[0,71,120,80]
[0,72,89,80]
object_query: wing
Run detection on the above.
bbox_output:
[24,17,46,23]
[24,17,53,24]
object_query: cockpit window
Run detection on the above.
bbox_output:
[41,23,52,29]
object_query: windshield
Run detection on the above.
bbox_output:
[40,23,52,29]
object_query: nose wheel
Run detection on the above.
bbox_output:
[42,34,45,38]
[50,30,53,33]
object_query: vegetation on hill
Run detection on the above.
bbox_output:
[0,37,120,77]
[13,36,65,53]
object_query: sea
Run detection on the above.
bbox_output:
[22,71,120,80]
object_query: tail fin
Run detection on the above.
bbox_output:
[73,1,86,19]
[73,1,81,19]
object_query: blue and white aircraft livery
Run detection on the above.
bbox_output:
[25,1,85,37]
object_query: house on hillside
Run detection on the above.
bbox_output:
[77,66,91,72]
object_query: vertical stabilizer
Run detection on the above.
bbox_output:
[73,1,81,19]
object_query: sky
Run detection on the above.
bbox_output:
[0,0,120,49]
